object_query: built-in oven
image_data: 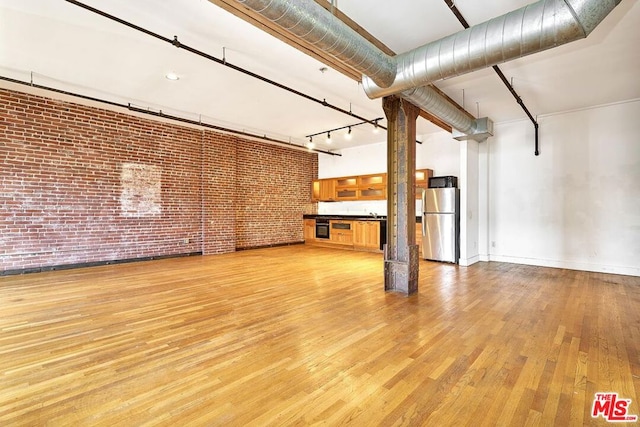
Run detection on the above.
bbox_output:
[315,217,330,239]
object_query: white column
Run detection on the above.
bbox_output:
[459,140,480,266]
[478,139,490,262]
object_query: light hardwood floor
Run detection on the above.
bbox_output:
[1,246,639,426]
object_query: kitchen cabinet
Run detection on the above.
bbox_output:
[358,173,386,200]
[329,220,353,245]
[335,177,357,187]
[303,216,384,253]
[303,219,315,241]
[335,188,358,200]
[415,168,434,199]
[312,169,433,202]
[312,179,336,202]
[353,221,380,250]
[334,176,358,201]
[415,222,423,257]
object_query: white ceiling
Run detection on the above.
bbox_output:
[1,0,638,153]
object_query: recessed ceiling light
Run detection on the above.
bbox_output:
[165,72,179,81]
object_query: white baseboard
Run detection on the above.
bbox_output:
[488,254,640,277]
[459,255,480,267]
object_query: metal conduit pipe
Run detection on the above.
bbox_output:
[363,0,621,98]
[237,0,396,88]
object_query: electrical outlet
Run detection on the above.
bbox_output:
[183,238,190,244]
[491,241,496,248]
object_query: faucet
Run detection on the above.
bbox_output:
[369,212,378,219]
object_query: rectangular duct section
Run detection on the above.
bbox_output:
[452,118,494,142]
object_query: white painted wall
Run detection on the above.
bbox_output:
[317,99,640,277]
[487,100,640,276]
[417,132,460,177]
[319,141,386,179]
[318,141,388,215]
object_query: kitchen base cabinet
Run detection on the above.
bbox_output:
[303,218,383,252]
[304,219,316,241]
[329,220,353,245]
[304,217,421,255]
[353,221,380,251]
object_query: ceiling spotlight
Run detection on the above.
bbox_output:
[345,127,352,140]
[165,72,179,81]
[372,119,380,134]
[326,132,331,144]
[306,140,315,150]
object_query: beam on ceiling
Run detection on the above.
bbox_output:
[313,0,395,56]
[208,0,362,81]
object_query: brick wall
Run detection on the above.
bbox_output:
[202,130,237,255]
[236,143,317,249]
[0,88,318,272]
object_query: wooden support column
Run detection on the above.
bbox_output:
[383,96,419,295]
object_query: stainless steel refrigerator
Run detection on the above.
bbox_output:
[421,188,460,263]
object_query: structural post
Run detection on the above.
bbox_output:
[383,96,419,295]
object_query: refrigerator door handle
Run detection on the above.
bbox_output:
[421,189,426,237]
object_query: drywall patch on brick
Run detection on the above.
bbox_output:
[120,163,161,217]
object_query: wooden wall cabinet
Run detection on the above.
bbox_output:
[334,176,358,201]
[312,179,336,202]
[415,168,434,199]
[312,169,433,202]
[358,173,386,200]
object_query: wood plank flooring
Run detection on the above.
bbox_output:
[1,246,639,426]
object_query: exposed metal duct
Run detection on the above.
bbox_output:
[235,0,479,134]
[235,0,619,136]
[402,86,476,134]
[363,0,621,98]
[236,0,396,88]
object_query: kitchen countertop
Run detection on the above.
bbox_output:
[303,214,422,222]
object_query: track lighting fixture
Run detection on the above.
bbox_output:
[305,118,384,144]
